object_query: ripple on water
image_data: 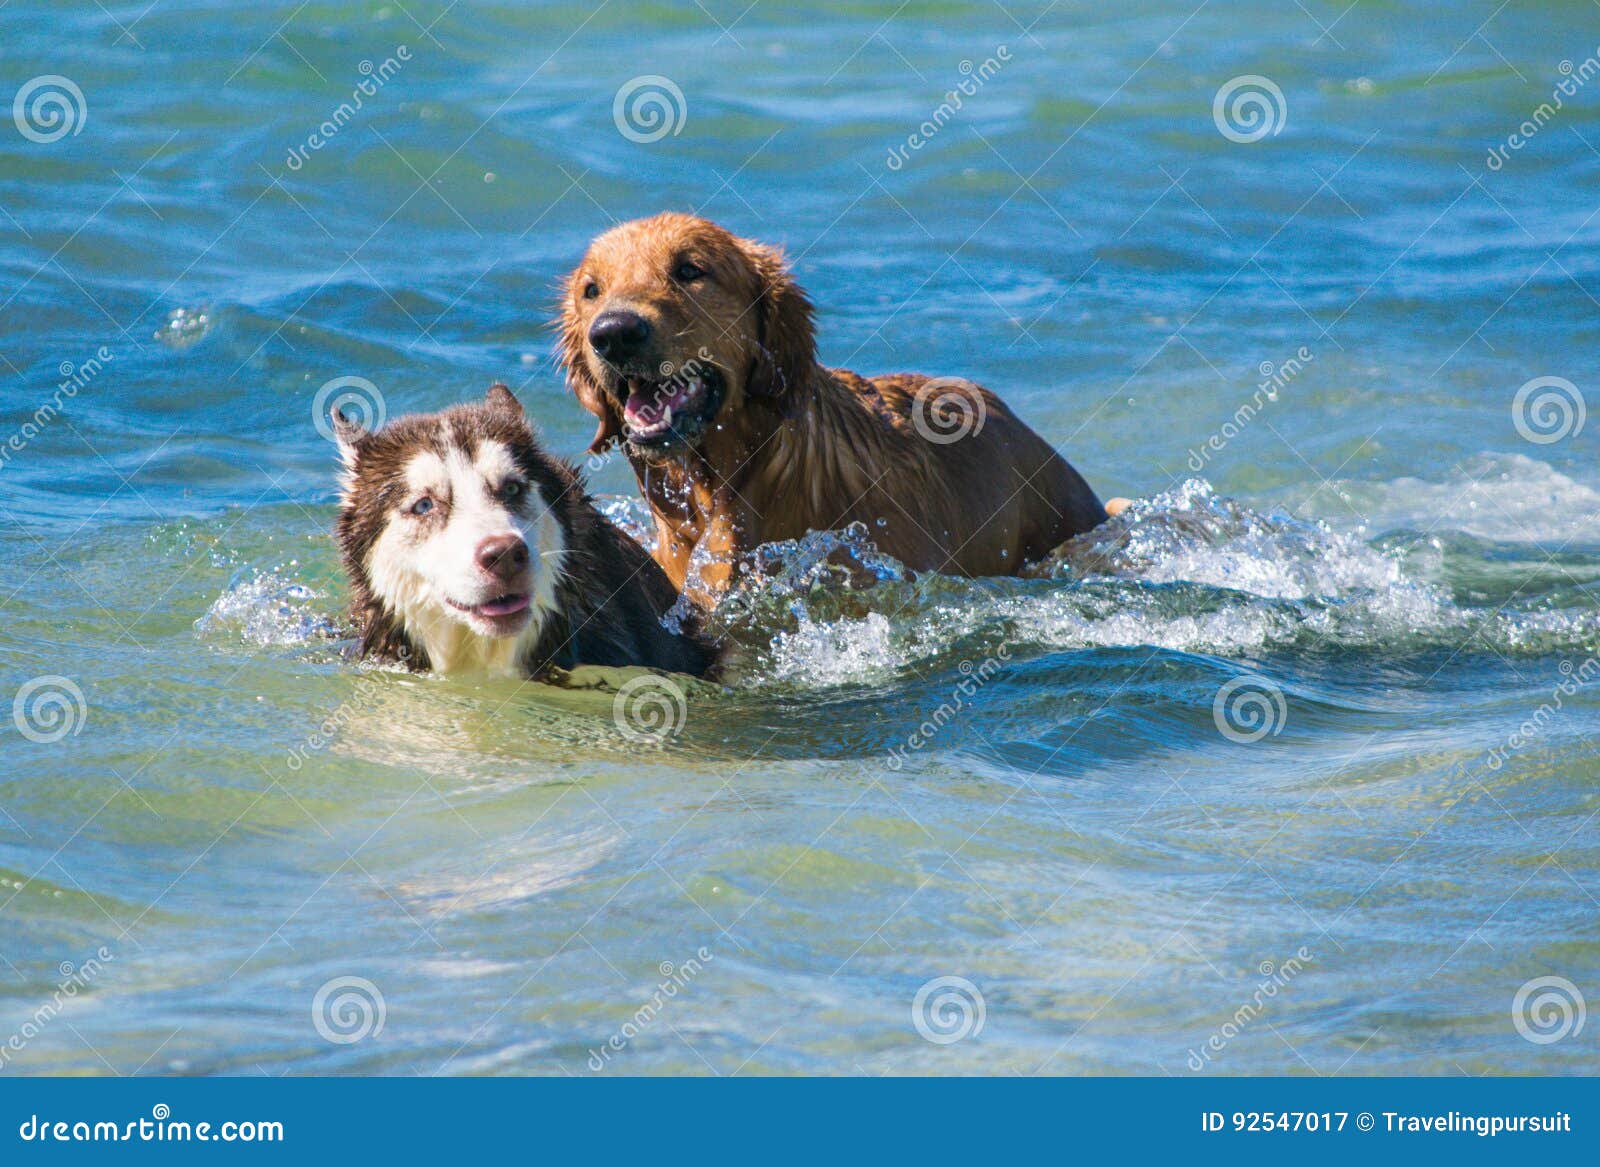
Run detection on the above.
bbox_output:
[193,474,1600,693]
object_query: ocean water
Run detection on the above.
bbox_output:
[1,0,1597,1076]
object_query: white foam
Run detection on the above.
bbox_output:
[1301,452,1600,544]
[727,476,1599,688]
[764,611,908,685]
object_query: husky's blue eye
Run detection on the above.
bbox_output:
[409,497,434,516]
[502,479,525,502]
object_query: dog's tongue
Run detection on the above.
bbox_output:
[477,593,529,617]
[624,377,698,430]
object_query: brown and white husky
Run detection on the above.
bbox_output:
[332,384,713,678]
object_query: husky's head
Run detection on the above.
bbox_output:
[333,384,573,674]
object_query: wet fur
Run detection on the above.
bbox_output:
[334,386,713,678]
[558,212,1109,597]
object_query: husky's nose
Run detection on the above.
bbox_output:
[475,534,529,580]
[588,310,652,361]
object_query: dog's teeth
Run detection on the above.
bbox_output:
[662,406,673,426]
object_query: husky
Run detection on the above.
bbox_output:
[332,384,713,678]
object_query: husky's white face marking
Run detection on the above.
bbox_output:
[363,437,566,675]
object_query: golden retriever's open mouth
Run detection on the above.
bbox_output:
[619,366,725,447]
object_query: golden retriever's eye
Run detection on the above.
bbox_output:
[582,280,599,300]
[672,260,706,283]
[409,496,435,517]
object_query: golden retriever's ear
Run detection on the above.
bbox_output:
[555,270,623,454]
[740,239,815,399]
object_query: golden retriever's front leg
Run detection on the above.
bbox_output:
[691,501,750,596]
[651,515,696,591]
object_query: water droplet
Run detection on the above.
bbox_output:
[156,307,211,349]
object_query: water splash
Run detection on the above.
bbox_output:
[190,477,1600,687]
[713,479,1599,688]
[1028,478,1410,598]
[196,566,341,647]
[155,306,213,349]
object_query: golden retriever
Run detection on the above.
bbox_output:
[558,213,1121,596]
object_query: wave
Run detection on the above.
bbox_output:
[199,467,1600,690]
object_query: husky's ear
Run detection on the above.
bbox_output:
[332,406,368,469]
[486,382,524,416]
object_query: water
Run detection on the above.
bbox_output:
[2,1,1597,1075]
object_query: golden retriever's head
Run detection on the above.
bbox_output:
[557,213,814,460]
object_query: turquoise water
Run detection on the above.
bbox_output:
[2,0,1598,1075]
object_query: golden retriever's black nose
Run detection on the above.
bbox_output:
[476,534,528,580]
[589,310,652,361]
